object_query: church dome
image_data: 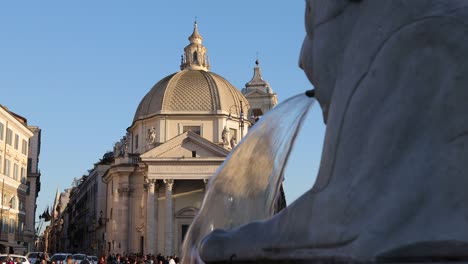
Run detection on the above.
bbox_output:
[133,21,249,124]
[133,69,249,122]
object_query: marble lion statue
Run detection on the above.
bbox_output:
[199,0,468,262]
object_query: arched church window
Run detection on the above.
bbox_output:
[193,52,199,64]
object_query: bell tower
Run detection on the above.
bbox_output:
[242,59,278,120]
[180,21,210,71]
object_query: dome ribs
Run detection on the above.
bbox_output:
[165,70,212,112]
[200,70,221,112]
[131,70,249,129]
[133,73,175,122]
[211,72,248,115]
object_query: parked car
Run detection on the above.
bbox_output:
[50,254,73,264]
[86,256,97,264]
[0,254,31,264]
[71,254,86,264]
[26,252,49,264]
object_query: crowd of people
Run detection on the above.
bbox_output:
[103,253,179,264]
[3,255,25,264]
[25,252,180,264]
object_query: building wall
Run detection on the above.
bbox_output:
[0,106,34,254]
[104,163,145,255]
[126,172,145,254]
[25,126,41,252]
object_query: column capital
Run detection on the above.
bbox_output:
[164,179,174,191]
[144,178,158,190]
[203,179,209,190]
[147,178,157,186]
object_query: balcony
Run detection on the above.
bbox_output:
[114,153,141,165]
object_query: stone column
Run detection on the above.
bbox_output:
[146,179,156,255]
[163,179,174,255]
[118,185,130,254]
[154,182,159,252]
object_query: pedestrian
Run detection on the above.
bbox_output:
[7,254,13,264]
[41,254,48,264]
[168,256,175,264]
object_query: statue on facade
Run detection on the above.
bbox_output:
[199,0,468,262]
[221,126,229,145]
[114,142,121,157]
[229,135,237,149]
[122,136,128,156]
[147,126,157,144]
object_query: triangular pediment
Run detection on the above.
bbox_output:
[140,131,229,159]
[244,89,269,97]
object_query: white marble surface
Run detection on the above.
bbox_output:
[199,0,468,262]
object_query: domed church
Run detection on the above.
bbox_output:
[102,22,278,256]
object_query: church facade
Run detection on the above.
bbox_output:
[103,23,278,256]
[58,22,278,257]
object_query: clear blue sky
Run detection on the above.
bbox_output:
[0,1,325,230]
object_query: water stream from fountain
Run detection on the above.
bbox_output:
[181,92,315,263]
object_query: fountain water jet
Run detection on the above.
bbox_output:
[181,91,315,264]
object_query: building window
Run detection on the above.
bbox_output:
[10,197,16,209]
[4,159,10,177]
[9,218,15,233]
[0,155,2,173]
[21,167,26,184]
[2,216,7,233]
[21,139,27,155]
[0,122,4,141]
[193,52,199,64]
[14,134,19,150]
[181,224,190,243]
[183,126,201,135]
[140,236,144,256]
[27,158,32,174]
[6,129,12,146]
[135,134,139,150]
[26,182,30,195]
[13,164,18,180]
[18,221,23,235]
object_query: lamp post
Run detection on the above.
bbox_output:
[228,100,250,140]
